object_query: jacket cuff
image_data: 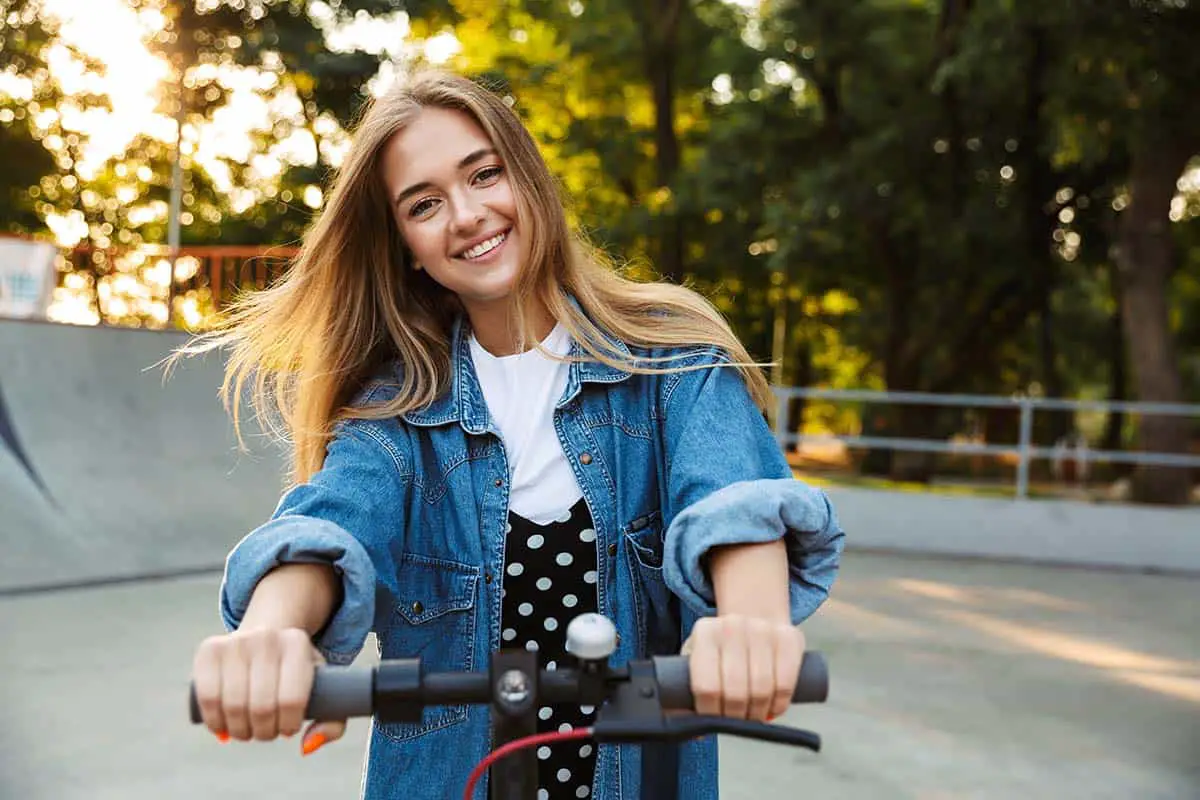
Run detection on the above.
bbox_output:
[219,515,377,666]
[662,479,845,622]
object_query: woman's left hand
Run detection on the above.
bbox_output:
[681,614,806,721]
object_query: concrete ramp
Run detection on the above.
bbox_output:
[0,319,287,593]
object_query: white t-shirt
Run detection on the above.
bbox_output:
[468,323,584,524]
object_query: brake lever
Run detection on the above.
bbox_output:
[591,711,821,752]
[668,715,820,751]
[588,660,821,752]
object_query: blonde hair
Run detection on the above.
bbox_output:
[180,70,770,483]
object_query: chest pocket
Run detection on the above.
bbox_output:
[375,553,479,742]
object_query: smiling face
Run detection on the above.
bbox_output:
[381,106,524,323]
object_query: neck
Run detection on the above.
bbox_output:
[467,300,556,357]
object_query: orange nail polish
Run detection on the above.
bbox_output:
[216,731,230,743]
[302,732,327,756]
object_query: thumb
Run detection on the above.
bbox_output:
[300,719,346,756]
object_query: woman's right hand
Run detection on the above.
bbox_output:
[191,627,346,755]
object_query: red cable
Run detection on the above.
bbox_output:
[462,726,596,800]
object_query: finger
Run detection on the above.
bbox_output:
[718,618,749,720]
[220,646,251,741]
[276,631,316,739]
[192,639,228,738]
[771,627,805,721]
[746,621,776,722]
[301,719,347,757]
[247,635,282,741]
[680,634,695,656]
[687,620,722,716]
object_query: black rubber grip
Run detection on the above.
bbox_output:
[305,668,375,719]
[652,650,828,710]
[189,667,375,724]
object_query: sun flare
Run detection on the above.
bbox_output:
[42,0,171,174]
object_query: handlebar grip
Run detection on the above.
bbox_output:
[652,650,828,710]
[305,667,375,720]
[189,667,375,725]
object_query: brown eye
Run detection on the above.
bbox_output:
[409,197,437,218]
[473,165,503,185]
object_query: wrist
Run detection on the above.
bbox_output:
[239,563,340,636]
[709,539,790,623]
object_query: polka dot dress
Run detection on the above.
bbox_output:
[501,497,600,800]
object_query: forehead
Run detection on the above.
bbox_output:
[380,107,495,186]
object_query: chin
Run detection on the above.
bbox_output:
[459,275,517,305]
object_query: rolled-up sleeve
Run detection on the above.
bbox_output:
[219,420,409,665]
[658,352,845,623]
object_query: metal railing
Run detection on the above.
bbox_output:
[770,387,1200,499]
[168,245,299,310]
[56,244,299,327]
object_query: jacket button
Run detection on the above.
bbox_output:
[607,543,617,557]
[580,452,593,465]
[494,478,503,487]
[411,601,424,615]
[485,572,493,584]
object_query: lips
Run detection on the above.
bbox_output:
[456,229,510,260]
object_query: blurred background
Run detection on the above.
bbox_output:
[0,0,1197,502]
[0,1,1198,798]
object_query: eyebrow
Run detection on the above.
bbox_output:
[392,148,498,208]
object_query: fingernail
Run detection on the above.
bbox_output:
[301,732,327,756]
[215,731,230,743]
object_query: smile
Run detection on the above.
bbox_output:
[458,230,509,260]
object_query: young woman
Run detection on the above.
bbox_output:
[187,69,844,800]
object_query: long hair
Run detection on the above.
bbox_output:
[179,70,771,484]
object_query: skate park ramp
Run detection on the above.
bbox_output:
[0,319,287,594]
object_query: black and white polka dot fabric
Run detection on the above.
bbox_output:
[501,497,600,800]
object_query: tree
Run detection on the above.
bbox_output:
[718,1,1076,476]
[131,0,395,246]
[1058,0,1200,503]
[0,0,71,232]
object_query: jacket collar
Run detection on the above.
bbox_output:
[401,297,633,433]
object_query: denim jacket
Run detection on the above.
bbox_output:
[219,313,845,800]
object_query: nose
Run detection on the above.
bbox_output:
[449,193,486,235]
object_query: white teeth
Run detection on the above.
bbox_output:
[462,232,506,259]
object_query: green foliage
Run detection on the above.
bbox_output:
[0,0,64,231]
[0,0,1196,430]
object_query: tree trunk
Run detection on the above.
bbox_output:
[882,318,943,483]
[646,0,684,284]
[1101,269,1128,460]
[932,0,973,212]
[864,237,918,477]
[786,332,813,453]
[889,403,946,484]
[1113,126,1193,505]
[1038,307,1070,444]
[1013,22,1069,446]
